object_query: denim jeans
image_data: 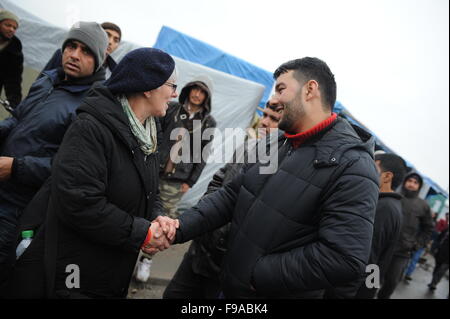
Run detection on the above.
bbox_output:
[405,247,425,276]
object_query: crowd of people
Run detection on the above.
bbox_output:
[0,8,448,299]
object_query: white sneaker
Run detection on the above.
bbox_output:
[135,258,152,282]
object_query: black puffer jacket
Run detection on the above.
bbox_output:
[0,35,23,107]
[187,139,255,277]
[174,117,379,298]
[9,84,163,298]
[158,80,216,187]
[325,192,403,299]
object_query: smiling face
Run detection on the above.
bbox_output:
[0,19,18,40]
[273,70,306,134]
[62,40,95,78]
[145,77,178,117]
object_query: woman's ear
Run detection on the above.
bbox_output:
[143,90,152,98]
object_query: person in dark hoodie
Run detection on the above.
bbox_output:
[377,171,434,299]
[158,76,216,218]
[324,152,407,299]
[0,21,108,288]
[155,57,379,298]
[0,9,23,108]
[6,47,179,299]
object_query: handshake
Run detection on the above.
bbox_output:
[141,215,180,255]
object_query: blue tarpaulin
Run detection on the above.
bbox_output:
[153,25,447,200]
[154,26,274,109]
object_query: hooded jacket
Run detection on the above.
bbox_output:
[174,117,379,298]
[158,80,216,187]
[0,35,23,107]
[0,68,105,210]
[392,172,434,257]
[9,84,162,298]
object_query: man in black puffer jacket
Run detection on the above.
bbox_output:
[167,57,379,298]
[377,172,434,299]
[324,152,407,299]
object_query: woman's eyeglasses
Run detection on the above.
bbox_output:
[164,82,177,93]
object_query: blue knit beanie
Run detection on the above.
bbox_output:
[106,48,175,95]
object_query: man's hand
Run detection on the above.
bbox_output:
[180,183,191,193]
[141,222,171,255]
[154,215,179,243]
[0,157,14,181]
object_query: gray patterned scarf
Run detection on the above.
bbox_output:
[118,95,157,155]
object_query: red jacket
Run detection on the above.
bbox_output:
[436,219,449,233]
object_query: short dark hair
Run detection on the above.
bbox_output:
[273,57,336,110]
[101,22,122,41]
[375,153,407,189]
[265,100,283,113]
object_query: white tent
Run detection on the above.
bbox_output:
[0,0,265,210]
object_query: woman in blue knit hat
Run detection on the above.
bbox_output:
[7,48,180,299]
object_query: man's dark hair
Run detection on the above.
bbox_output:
[265,100,283,113]
[375,153,407,189]
[273,57,336,110]
[101,22,122,41]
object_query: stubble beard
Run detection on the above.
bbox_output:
[278,94,305,134]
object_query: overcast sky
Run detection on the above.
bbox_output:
[11,0,450,192]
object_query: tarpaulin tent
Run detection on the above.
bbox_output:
[154,26,274,110]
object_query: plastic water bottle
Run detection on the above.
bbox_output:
[135,257,152,282]
[16,230,34,259]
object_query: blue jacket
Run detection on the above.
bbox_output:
[0,68,105,209]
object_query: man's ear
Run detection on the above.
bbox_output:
[305,80,319,100]
[383,171,394,184]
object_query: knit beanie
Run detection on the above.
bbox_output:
[0,9,19,26]
[106,48,175,95]
[62,21,108,72]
